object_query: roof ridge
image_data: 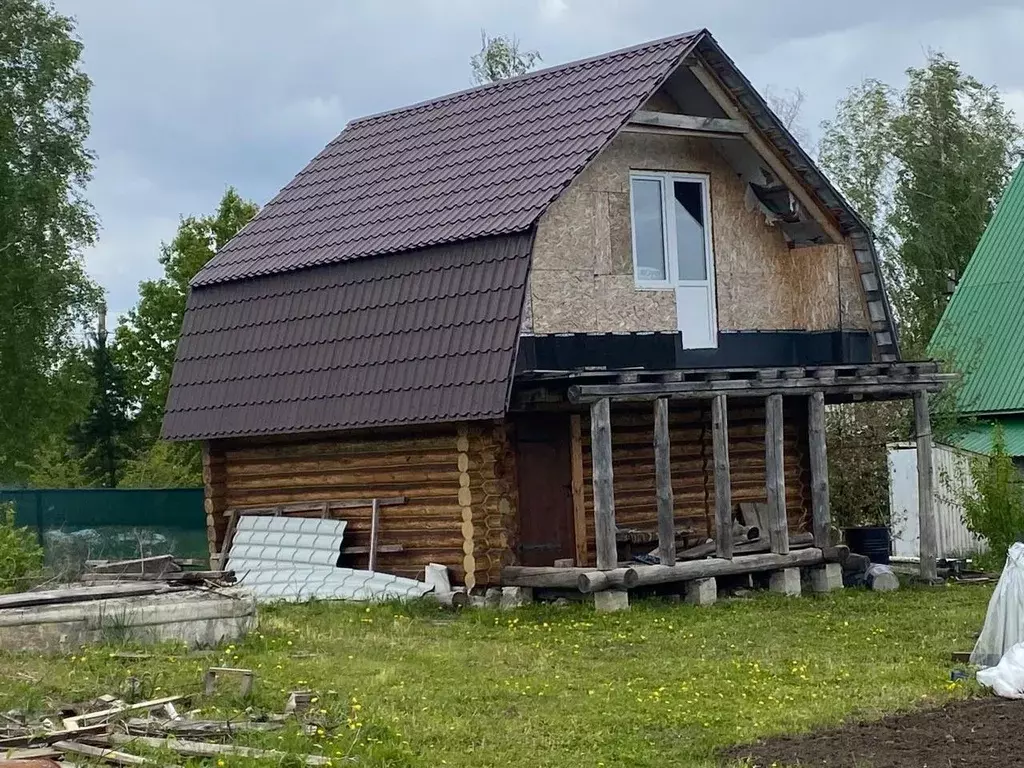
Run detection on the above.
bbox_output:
[348,28,707,127]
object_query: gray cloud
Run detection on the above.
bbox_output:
[53,0,1024,318]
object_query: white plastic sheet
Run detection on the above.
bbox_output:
[970,543,1024,668]
[977,641,1024,698]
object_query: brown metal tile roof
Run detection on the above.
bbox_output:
[162,234,531,440]
[192,31,702,287]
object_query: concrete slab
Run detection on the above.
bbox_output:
[500,586,533,610]
[594,589,629,612]
[0,588,256,653]
[685,578,717,606]
[769,568,801,597]
[810,563,843,593]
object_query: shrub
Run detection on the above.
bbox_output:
[962,424,1024,562]
[0,503,44,592]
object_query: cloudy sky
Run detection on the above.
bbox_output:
[53,0,1024,320]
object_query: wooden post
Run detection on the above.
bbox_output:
[808,392,831,548]
[653,398,675,565]
[712,394,733,559]
[368,498,381,572]
[569,415,588,566]
[591,398,617,571]
[915,391,937,581]
[765,394,789,555]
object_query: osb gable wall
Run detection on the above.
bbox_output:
[203,423,517,588]
[576,399,810,566]
[527,127,870,335]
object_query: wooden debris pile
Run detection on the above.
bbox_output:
[80,555,235,587]
[0,671,335,766]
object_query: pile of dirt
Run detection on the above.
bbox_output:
[724,697,1024,767]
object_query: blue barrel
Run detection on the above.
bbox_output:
[844,526,890,564]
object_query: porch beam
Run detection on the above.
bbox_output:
[653,398,675,565]
[566,374,955,404]
[711,394,733,559]
[569,415,588,567]
[808,392,831,548]
[915,391,937,581]
[765,394,789,555]
[591,398,617,571]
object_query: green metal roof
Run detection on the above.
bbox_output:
[950,418,1024,457]
[930,162,1024,415]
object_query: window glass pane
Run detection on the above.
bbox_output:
[631,178,667,282]
[674,181,707,281]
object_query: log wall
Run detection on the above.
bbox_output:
[204,423,517,587]
[577,398,810,566]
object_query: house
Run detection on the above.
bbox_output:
[164,30,951,602]
[931,161,1024,465]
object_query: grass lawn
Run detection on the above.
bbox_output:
[0,584,992,767]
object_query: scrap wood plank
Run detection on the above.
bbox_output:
[52,740,152,766]
[123,718,282,736]
[85,556,180,576]
[62,696,185,731]
[0,747,60,760]
[230,497,406,517]
[0,723,107,748]
[0,584,176,611]
[110,734,331,766]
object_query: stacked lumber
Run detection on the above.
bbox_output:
[79,556,235,587]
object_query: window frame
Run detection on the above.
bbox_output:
[628,171,716,292]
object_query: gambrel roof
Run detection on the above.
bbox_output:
[164,30,898,441]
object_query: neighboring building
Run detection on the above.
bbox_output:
[931,162,1024,463]
[165,30,947,591]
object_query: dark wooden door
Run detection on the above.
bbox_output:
[515,415,575,566]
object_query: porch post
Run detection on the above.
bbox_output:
[765,393,789,555]
[808,391,831,548]
[591,397,617,571]
[712,394,733,559]
[654,397,675,565]
[915,391,937,581]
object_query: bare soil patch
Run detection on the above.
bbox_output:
[725,697,1022,767]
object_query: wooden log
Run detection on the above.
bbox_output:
[653,398,675,565]
[425,591,469,608]
[569,415,588,566]
[500,566,636,590]
[915,390,937,581]
[630,548,826,587]
[808,391,831,548]
[712,394,733,559]
[591,398,617,571]
[577,568,640,594]
[368,498,381,572]
[765,393,789,555]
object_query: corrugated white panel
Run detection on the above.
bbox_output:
[228,515,431,603]
[888,442,986,559]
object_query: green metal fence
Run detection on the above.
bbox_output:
[0,488,207,572]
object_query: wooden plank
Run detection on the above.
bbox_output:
[230,497,407,517]
[216,508,238,571]
[627,110,748,135]
[52,740,151,766]
[86,555,180,576]
[63,696,185,731]
[0,583,173,611]
[808,391,831,548]
[653,398,675,566]
[109,734,331,766]
[915,390,937,581]
[712,394,733,559]
[590,398,617,571]
[368,498,381,572]
[687,60,844,245]
[765,394,789,555]
[340,544,403,556]
[569,415,587,567]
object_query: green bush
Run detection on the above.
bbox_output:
[0,503,44,592]
[963,424,1024,563]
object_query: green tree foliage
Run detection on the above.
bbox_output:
[470,30,541,84]
[962,424,1024,560]
[0,0,99,483]
[0,503,43,592]
[118,441,201,488]
[819,53,1022,356]
[115,188,258,443]
[71,314,133,487]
